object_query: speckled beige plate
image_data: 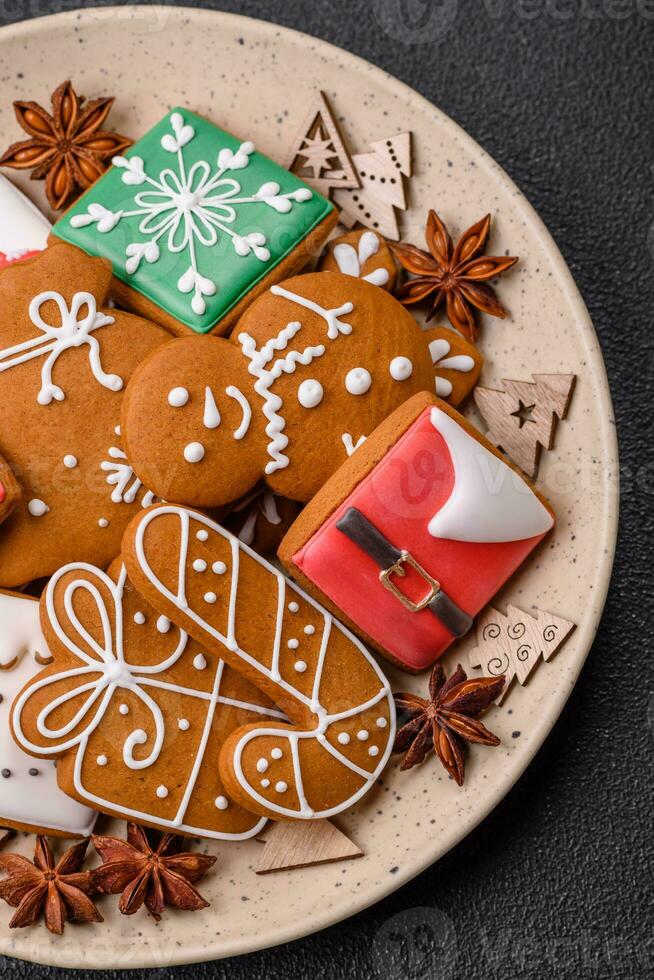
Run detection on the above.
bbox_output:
[0,6,618,969]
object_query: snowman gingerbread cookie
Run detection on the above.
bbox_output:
[0,589,97,837]
[0,242,170,587]
[121,271,482,510]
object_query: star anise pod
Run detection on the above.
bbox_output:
[0,837,102,935]
[92,823,217,921]
[394,663,506,785]
[0,79,132,210]
[391,210,518,342]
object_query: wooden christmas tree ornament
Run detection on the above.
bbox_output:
[469,605,576,703]
[333,132,413,241]
[285,91,360,195]
[474,374,576,478]
[256,819,363,875]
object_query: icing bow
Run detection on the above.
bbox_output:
[0,290,122,405]
[12,565,192,771]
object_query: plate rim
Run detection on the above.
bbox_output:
[0,4,619,967]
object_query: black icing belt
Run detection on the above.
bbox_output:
[335,507,473,639]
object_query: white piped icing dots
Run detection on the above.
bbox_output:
[168,386,189,407]
[345,367,372,395]
[297,378,323,408]
[389,356,413,381]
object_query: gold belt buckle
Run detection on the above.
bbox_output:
[379,551,440,613]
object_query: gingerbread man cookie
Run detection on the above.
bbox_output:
[121,504,395,821]
[0,589,97,836]
[11,561,285,840]
[0,242,170,587]
[122,271,478,509]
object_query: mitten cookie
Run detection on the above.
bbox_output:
[0,174,50,270]
[279,392,555,672]
[0,589,96,837]
[52,108,337,337]
[122,271,471,508]
[0,454,20,526]
[224,487,302,555]
[0,243,169,587]
[122,504,395,821]
[11,561,285,840]
[318,229,396,291]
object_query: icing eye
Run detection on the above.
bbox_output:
[297,378,323,408]
[389,356,413,381]
[168,386,189,407]
[345,367,372,395]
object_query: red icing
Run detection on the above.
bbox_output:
[293,407,553,671]
[0,249,40,271]
[0,482,5,505]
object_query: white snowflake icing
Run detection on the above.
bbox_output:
[100,447,155,507]
[70,111,314,318]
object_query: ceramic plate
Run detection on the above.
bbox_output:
[0,6,618,968]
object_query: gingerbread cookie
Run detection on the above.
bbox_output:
[0,454,20,526]
[0,173,50,270]
[121,504,395,821]
[224,487,302,555]
[427,326,482,405]
[0,589,97,836]
[11,560,286,840]
[52,108,337,337]
[318,229,396,291]
[122,271,473,508]
[0,243,169,587]
[279,392,555,672]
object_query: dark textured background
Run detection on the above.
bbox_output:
[0,1,651,977]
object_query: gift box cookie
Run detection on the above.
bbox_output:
[51,108,337,337]
[0,589,96,837]
[0,173,50,269]
[10,561,284,840]
[279,392,555,672]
